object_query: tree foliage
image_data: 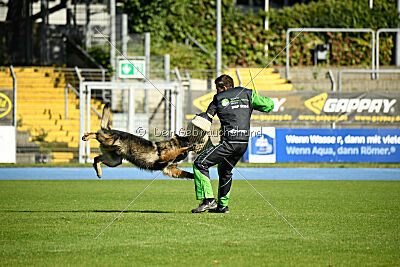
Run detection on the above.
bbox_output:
[121,0,399,69]
[269,0,398,30]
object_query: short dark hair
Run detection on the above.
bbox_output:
[215,75,234,89]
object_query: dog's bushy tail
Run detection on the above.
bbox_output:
[101,103,111,130]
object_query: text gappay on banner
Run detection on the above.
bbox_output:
[251,91,400,124]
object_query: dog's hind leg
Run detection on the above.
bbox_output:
[93,152,122,178]
[93,156,103,178]
[101,152,122,167]
[82,132,97,141]
[163,164,194,179]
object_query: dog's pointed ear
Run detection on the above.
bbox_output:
[175,134,190,143]
[173,134,182,140]
[174,134,183,139]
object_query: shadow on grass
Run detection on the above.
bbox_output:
[1,210,178,214]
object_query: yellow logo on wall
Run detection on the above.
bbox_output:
[192,92,215,112]
[0,93,12,119]
[304,93,328,115]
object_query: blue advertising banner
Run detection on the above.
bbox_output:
[275,128,400,163]
[243,127,276,163]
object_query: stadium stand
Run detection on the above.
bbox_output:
[0,67,103,163]
[226,67,293,91]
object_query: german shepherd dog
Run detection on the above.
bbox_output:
[82,104,194,179]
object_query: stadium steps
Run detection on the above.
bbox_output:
[0,68,13,89]
[7,66,104,163]
[226,67,293,91]
[51,152,74,163]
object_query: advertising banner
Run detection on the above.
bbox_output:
[186,90,400,124]
[0,89,15,163]
[0,89,13,125]
[0,126,16,163]
[276,128,400,163]
[243,127,276,163]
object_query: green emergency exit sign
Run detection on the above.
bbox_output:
[118,59,146,79]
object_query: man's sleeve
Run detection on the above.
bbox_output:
[251,90,274,113]
[205,95,218,117]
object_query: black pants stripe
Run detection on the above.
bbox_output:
[193,141,248,206]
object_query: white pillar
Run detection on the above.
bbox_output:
[264,0,269,57]
[216,0,222,78]
[175,83,183,134]
[144,32,150,115]
[79,83,86,163]
[110,0,116,80]
[264,0,269,31]
[128,86,135,133]
[86,87,91,161]
[164,54,170,131]
[122,14,128,56]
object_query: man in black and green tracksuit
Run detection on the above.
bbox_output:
[191,74,274,213]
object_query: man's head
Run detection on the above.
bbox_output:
[215,75,234,93]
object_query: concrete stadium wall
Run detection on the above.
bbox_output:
[275,66,400,92]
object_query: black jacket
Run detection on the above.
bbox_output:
[206,87,274,142]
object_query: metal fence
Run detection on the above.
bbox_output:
[286,28,375,80]
[10,66,112,163]
[376,28,400,79]
[79,80,183,163]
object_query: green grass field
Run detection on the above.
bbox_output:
[1,180,399,266]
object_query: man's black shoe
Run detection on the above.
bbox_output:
[208,205,229,214]
[191,198,217,213]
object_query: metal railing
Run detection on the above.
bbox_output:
[9,65,17,128]
[338,69,400,91]
[66,37,106,70]
[65,83,101,120]
[286,28,375,80]
[376,28,400,79]
[79,68,108,82]
[64,83,79,120]
[236,68,243,87]
[327,69,336,91]
[184,70,192,115]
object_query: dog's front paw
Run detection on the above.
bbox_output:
[82,133,89,141]
[188,143,200,150]
[191,143,206,153]
[82,133,96,141]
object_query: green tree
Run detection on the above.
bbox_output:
[121,0,399,68]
